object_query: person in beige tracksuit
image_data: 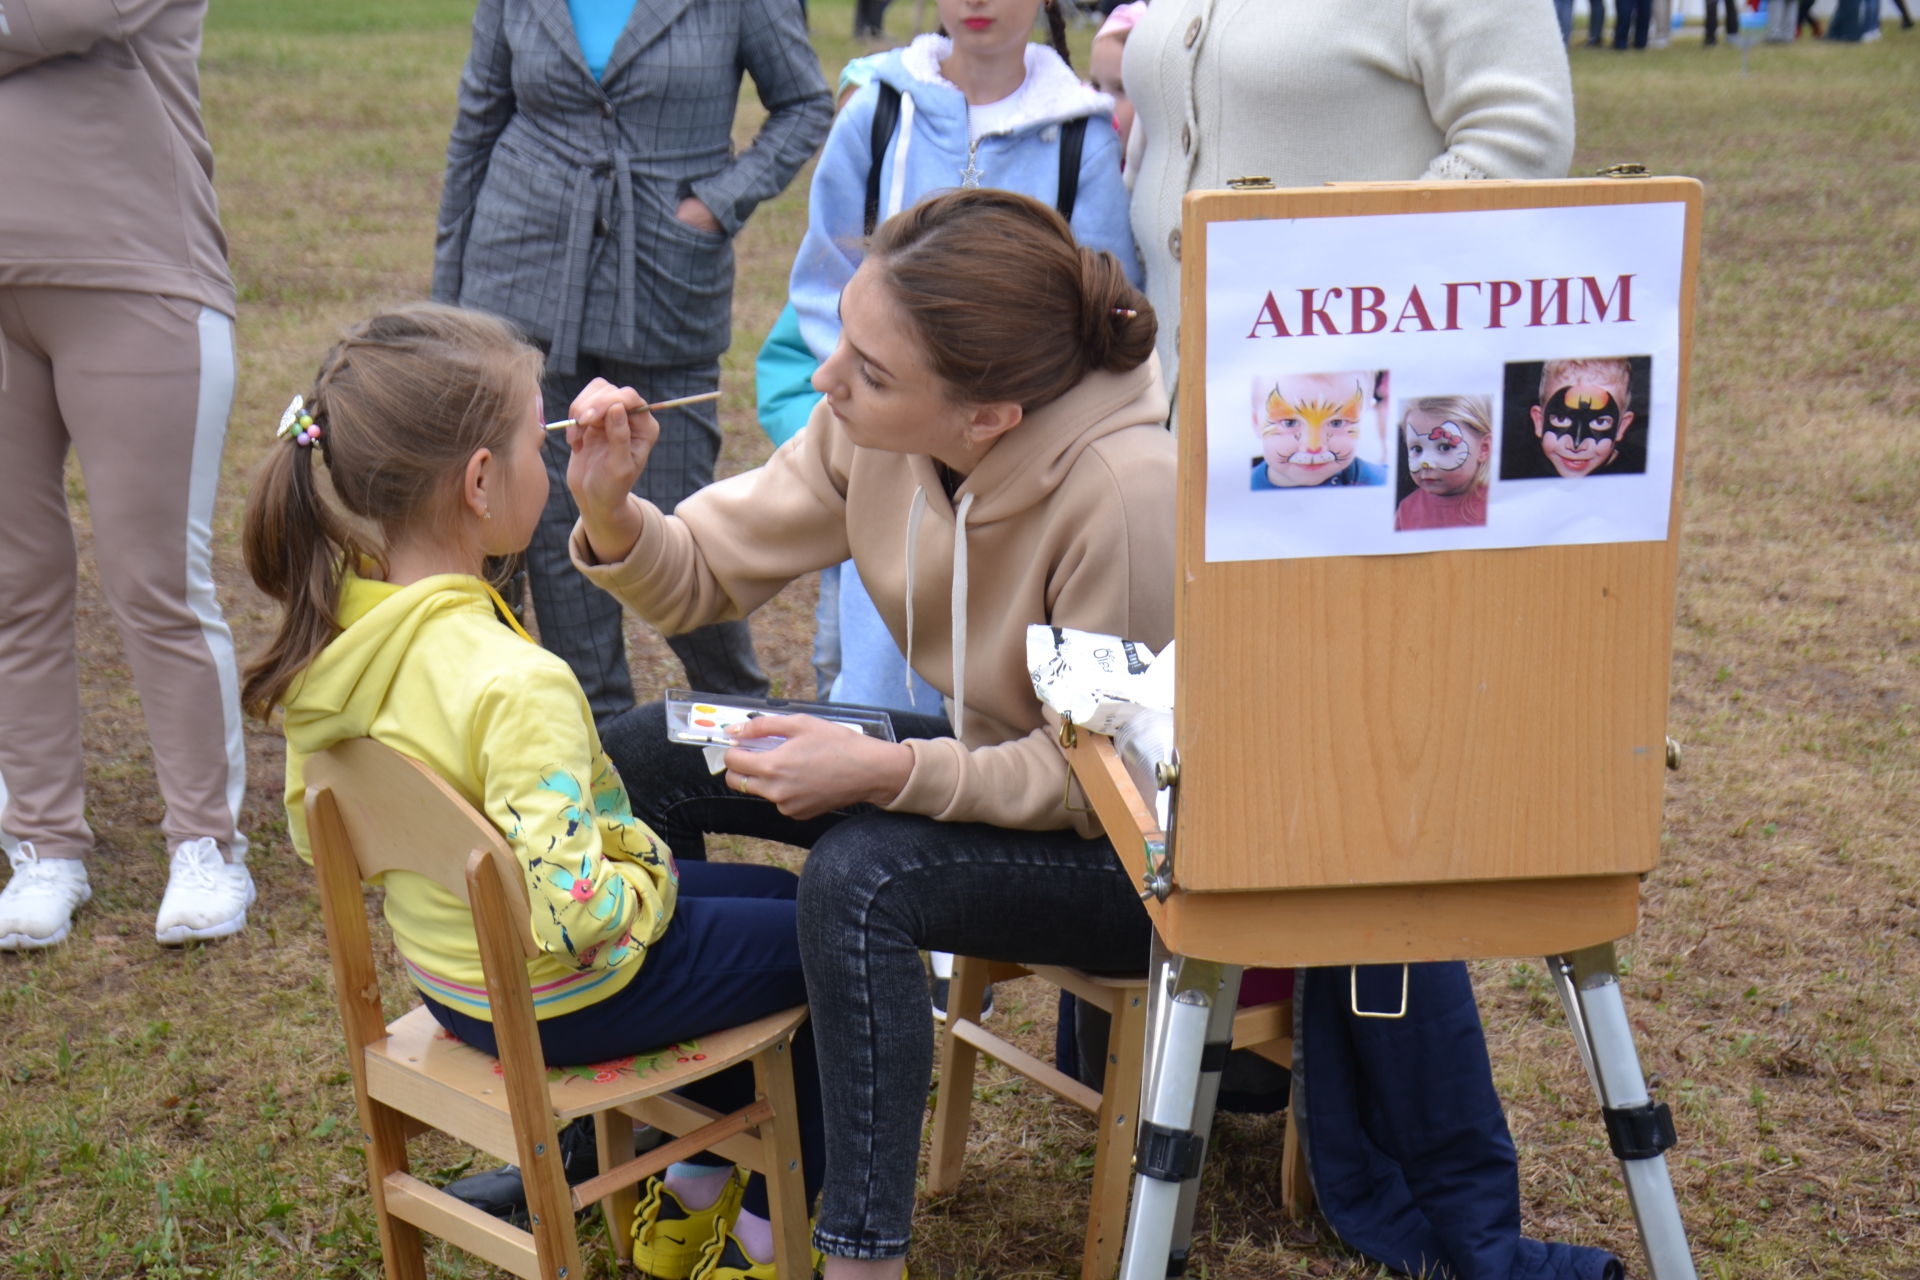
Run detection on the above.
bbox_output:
[0,0,254,949]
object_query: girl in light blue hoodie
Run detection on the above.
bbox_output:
[786,0,1142,720]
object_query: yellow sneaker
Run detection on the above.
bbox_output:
[690,1222,774,1279]
[690,1219,858,1279]
[632,1172,743,1280]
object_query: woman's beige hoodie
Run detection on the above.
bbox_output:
[573,359,1175,836]
[0,0,234,314]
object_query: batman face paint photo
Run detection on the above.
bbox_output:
[1253,372,1370,488]
[1530,380,1635,478]
[1403,407,1488,497]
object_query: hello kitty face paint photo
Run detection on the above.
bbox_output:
[1402,406,1488,497]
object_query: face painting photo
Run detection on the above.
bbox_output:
[1250,371,1385,490]
[1501,357,1652,482]
[1404,413,1484,497]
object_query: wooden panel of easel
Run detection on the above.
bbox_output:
[1172,178,1700,900]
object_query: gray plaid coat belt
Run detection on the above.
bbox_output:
[433,0,830,374]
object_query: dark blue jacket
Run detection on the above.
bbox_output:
[1295,962,1624,1280]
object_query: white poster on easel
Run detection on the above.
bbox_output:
[1202,201,1686,564]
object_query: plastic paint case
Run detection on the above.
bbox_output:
[664,688,898,750]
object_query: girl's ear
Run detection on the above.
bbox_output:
[965,401,1024,451]
[462,447,495,520]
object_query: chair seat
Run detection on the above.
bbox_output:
[366,1003,808,1163]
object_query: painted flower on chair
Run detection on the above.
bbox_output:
[549,1042,702,1084]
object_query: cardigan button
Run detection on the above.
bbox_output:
[1180,124,1192,154]
[1183,17,1202,48]
[1168,228,1181,261]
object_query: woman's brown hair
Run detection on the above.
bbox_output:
[864,187,1156,413]
[239,304,543,718]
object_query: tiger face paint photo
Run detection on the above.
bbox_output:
[1252,371,1373,488]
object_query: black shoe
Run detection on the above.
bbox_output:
[443,1115,608,1224]
[930,974,994,1023]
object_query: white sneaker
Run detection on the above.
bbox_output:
[154,837,256,945]
[0,843,92,950]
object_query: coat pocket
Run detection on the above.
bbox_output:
[629,178,735,363]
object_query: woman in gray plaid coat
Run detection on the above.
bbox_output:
[433,0,831,718]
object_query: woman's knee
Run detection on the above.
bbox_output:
[600,699,669,768]
[795,820,912,944]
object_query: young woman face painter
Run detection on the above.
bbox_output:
[566,190,1174,1278]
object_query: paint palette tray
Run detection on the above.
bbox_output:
[664,689,897,752]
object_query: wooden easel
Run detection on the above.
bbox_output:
[1076,178,1704,1280]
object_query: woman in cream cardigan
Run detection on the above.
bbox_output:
[1120,8,1621,1279]
[1126,0,1575,388]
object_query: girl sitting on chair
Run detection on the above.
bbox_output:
[240,304,817,1280]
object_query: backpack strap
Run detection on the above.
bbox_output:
[1055,116,1089,223]
[867,89,1089,231]
[865,82,903,237]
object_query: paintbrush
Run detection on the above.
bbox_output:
[545,389,722,430]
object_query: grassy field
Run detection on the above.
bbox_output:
[2,3,1917,1276]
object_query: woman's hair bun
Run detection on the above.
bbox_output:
[1076,246,1158,374]
[865,188,1157,412]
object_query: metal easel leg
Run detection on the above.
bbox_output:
[1118,948,1242,1280]
[1550,944,1698,1280]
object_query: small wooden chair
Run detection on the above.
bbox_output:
[306,738,810,1280]
[928,732,1310,1280]
[929,960,1304,1280]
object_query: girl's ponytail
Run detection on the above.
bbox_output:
[239,390,368,719]
[1044,0,1072,68]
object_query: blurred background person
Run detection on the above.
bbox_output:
[0,0,255,952]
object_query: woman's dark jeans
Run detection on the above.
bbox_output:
[601,701,1155,1260]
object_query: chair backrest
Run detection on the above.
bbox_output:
[305,737,537,960]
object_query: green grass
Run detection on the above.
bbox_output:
[4,6,1919,1278]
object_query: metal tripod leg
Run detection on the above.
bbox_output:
[1550,944,1698,1280]
[1119,947,1242,1280]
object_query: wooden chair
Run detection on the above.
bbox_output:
[929,960,1304,1280]
[927,733,1310,1280]
[305,737,810,1280]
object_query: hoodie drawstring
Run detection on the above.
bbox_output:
[901,485,974,740]
[949,491,973,739]
[903,486,928,698]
